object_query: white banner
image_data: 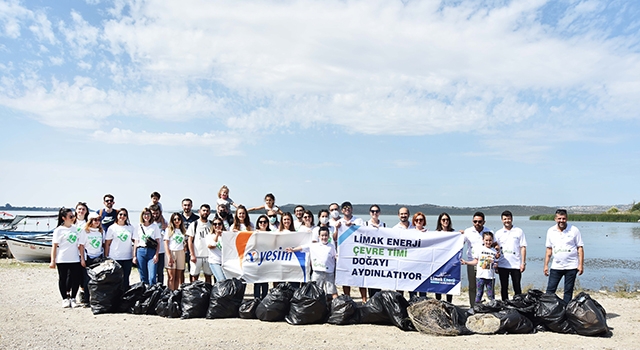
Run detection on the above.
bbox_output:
[336,225,463,294]
[221,230,312,283]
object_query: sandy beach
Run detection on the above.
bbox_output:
[0,259,637,350]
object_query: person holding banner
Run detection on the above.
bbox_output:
[267,209,280,231]
[364,204,386,228]
[297,210,315,233]
[412,212,428,232]
[338,201,367,302]
[286,226,338,299]
[253,215,271,299]
[463,212,493,307]
[434,212,455,303]
[279,212,295,232]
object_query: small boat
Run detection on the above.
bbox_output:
[0,211,14,223]
[5,236,52,262]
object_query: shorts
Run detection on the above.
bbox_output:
[312,271,337,294]
[165,250,185,270]
[189,257,212,276]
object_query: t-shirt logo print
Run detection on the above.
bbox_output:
[90,238,101,249]
[174,234,184,244]
[67,233,77,244]
[117,231,129,242]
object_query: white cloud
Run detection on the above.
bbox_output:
[1,0,639,139]
[91,128,243,155]
[0,0,32,38]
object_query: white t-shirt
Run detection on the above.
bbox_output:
[105,224,134,260]
[365,219,387,228]
[473,245,498,279]
[312,226,336,244]
[495,227,527,269]
[216,197,234,210]
[81,228,104,259]
[74,220,87,233]
[340,216,364,226]
[133,223,161,248]
[463,226,492,261]
[392,222,415,230]
[206,234,223,264]
[546,224,584,270]
[301,242,337,273]
[187,220,212,258]
[297,225,314,233]
[148,201,163,212]
[164,229,186,251]
[53,226,81,263]
[155,222,166,254]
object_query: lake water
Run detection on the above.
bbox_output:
[7,210,640,291]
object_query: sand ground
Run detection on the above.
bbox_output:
[0,259,637,350]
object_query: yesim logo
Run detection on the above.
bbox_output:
[244,248,294,266]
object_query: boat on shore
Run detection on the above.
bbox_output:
[5,236,52,262]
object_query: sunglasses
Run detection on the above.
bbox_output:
[258,220,268,224]
[441,218,450,222]
[172,217,182,221]
[105,199,114,203]
[473,220,484,224]
[415,218,425,222]
[212,222,223,226]
[303,216,311,219]
[370,210,380,213]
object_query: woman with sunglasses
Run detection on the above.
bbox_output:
[408,212,429,299]
[231,205,254,232]
[78,212,104,305]
[365,204,386,228]
[297,210,315,233]
[207,218,227,283]
[133,208,161,285]
[253,215,271,299]
[435,212,455,303]
[164,213,186,290]
[50,208,86,308]
[104,208,135,290]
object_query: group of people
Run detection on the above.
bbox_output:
[49,187,585,310]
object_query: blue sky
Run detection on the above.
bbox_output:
[1,0,639,211]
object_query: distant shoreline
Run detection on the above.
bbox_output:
[530,213,640,222]
[2,203,632,216]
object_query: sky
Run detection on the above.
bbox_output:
[1,0,639,211]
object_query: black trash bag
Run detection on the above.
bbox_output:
[379,291,415,331]
[256,283,296,322]
[206,278,246,319]
[167,290,182,318]
[118,282,147,313]
[285,282,328,325]
[566,292,610,336]
[473,299,506,314]
[133,283,166,315]
[239,298,261,319]
[356,291,392,325]
[505,290,542,314]
[493,309,534,334]
[180,280,213,319]
[535,293,574,334]
[133,283,165,315]
[88,259,124,314]
[156,289,182,318]
[328,295,359,325]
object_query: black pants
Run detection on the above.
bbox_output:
[57,262,83,300]
[498,268,522,300]
[435,293,453,302]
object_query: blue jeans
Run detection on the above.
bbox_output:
[209,263,227,283]
[546,268,578,304]
[117,259,133,291]
[136,247,157,285]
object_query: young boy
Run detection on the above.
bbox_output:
[462,232,499,305]
[286,226,338,299]
[149,191,163,213]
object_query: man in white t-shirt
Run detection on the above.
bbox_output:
[337,201,367,302]
[392,207,415,230]
[494,210,527,301]
[462,212,493,307]
[187,204,213,284]
[293,205,305,231]
[544,209,584,304]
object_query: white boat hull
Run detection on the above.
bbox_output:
[6,238,51,262]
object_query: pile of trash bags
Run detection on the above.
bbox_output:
[86,260,611,337]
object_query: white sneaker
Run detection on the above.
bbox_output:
[70,299,78,308]
[62,299,71,308]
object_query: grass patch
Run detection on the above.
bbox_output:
[530,213,640,222]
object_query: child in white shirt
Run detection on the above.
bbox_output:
[286,226,338,298]
[462,231,498,304]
